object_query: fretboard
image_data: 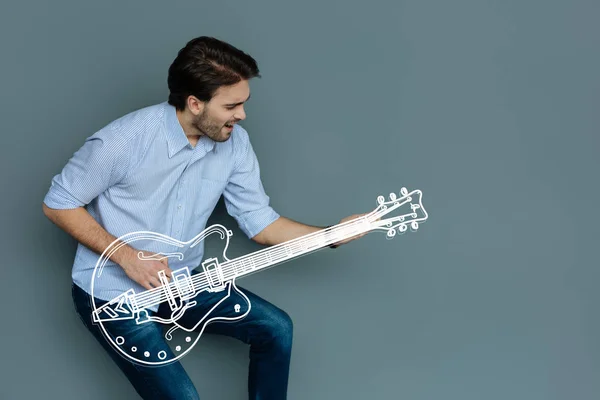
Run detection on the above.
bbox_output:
[221,218,369,280]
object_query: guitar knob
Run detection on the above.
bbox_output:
[135,310,150,324]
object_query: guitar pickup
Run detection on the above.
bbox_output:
[172,266,196,300]
[201,258,225,292]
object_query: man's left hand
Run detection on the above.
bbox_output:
[330,213,370,248]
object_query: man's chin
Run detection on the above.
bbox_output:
[212,132,231,142]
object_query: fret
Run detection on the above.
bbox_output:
[243,258,252,273]
[304,237,321,251]
[254,254,267,268]
[223,265,234,281]
[269,249,287,262]
[290,242,303,254]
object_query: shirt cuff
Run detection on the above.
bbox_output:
[43,183,85,209]
[240,207,281,239]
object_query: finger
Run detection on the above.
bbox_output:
[149,276,162,288]
[154,262,172,279]
[161,270,172,282]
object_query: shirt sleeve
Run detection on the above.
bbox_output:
[223,128,280,239]
[43,124,131,210]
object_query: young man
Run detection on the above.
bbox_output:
[42,36,366,400]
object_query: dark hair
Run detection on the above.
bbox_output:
[167,36,261,111]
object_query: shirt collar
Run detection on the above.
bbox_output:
[163,102,215,158]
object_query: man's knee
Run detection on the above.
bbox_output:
[269,309,294,351]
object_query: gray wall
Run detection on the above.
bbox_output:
[1,0,598,399]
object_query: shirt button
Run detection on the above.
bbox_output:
[177,205,182,210]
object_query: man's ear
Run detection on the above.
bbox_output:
[186,95,206,116]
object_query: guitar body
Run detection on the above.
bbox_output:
[90,224,250,366]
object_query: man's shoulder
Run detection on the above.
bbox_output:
[101,102,166,143]
[84,103,162,143]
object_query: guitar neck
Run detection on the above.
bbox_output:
[220,218,369,280]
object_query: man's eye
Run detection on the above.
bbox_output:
[226,106,236,110]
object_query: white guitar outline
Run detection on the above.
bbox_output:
[89,187,429,366]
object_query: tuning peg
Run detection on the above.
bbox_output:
[398,224,407,233]
[377,195,385,205]
[410,221,419,231]
[389,192,397,201]
[400,187,408,196]
[386,229,396,239]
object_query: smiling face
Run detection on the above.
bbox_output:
[189,79,251,142]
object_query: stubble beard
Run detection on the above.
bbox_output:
[193,109,232,143]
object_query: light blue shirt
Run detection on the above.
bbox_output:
[43,102,280,310]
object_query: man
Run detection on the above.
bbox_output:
[42,36,366,400]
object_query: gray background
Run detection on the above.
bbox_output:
[1,0,598,399]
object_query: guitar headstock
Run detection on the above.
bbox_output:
[365,187,428,239]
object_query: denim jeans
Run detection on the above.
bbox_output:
[72,281,293,400]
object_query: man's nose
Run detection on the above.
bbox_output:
[234,106,246,121]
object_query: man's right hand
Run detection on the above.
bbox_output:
[119,249,174,291]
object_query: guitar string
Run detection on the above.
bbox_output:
[132,218,372,309]
[132,210,401,309]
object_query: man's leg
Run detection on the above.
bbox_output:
[177,282,294,400]
[71,283,200,400]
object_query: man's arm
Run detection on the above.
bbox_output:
[42,204,172,290]
[251,216,323,246]
[42,126,174,290]
[251,214,368,247]
[42,204,134,265]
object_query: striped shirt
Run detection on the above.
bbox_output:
[43,101,280,310]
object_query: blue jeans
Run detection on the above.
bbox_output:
[72,281,293,399]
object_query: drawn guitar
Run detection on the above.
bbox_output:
[91,187,428,366]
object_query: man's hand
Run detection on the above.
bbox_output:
[330,213,371,248]
[119,249,174,291]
